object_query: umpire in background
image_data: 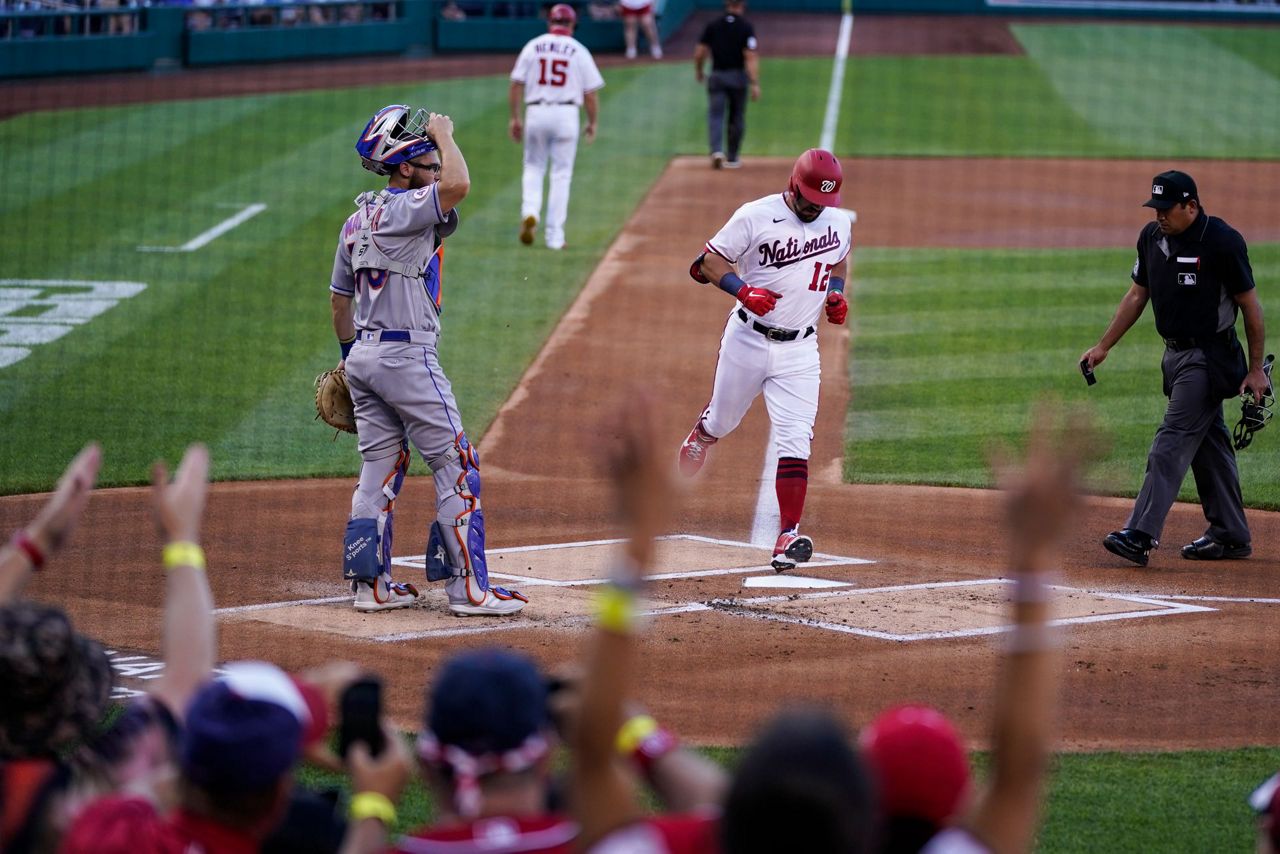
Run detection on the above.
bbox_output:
[1082,170,1268,567]
[694,0,758,170]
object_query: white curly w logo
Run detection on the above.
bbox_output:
[820,180,836,193]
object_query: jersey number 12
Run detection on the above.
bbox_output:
[538,58,568,86]
[807,262,834,292]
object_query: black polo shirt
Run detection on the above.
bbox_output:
[699,12,757,72]
[1132,209,1255,340]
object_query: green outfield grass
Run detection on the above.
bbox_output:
[2,21,1279,502]
[845,244,1280,507]
[295,744,1280,851]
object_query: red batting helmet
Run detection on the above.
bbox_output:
[789,148,843,207]
[548,3,577,26]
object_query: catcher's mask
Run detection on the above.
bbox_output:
[1233,353,1275,451]
[356,104,436,176]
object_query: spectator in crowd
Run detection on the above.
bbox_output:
[337,644,725,853]
[62,660,340,852]
[618,0,661,59]
[860,705,972,854]
[569,396,1092,854]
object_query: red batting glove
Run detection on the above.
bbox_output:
[825,291,848,325]
[737,284,782,317]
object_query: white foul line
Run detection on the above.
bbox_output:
[818,10,854,153]
[138,203,267,253]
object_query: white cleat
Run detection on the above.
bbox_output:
[446,576,528,617]
[353,576,421,612]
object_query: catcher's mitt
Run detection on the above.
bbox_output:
[315,368,357,435]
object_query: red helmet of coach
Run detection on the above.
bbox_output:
[789,148,843,207]
[548,3,577,27]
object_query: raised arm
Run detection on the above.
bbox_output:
[145,444,216,722]
[427,112,471,213]
[571,394,675,848]
[0,443,100,603]
[965,406,1095,854]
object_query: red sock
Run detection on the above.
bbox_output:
[775,457,808,532]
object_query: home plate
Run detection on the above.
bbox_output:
[743,575,852,589]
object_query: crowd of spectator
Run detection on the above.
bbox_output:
[2,397,1276,853]
[0,2,641,41]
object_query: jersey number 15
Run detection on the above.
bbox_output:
[807,262,835,292]
[538,58,568,86]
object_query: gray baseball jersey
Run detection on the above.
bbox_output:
[330,185,447,332]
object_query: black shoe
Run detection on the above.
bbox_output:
[1103,528,1157,567]
[1181,535,1251,560]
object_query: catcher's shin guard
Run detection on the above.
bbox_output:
[344,440,410,583]
[428,434,491,598]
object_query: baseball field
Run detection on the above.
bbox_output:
[2,9,1279,850]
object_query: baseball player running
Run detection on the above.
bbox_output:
[678,149,850,571]
[330,104,527,616]
[508,3,604,251]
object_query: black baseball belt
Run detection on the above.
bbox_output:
[1164,329,1234,352]
[737,308,815,342]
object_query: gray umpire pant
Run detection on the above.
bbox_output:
[707,69,748,160]
[1127,346,1250,544]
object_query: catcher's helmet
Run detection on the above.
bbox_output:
[789,148,843,207]
[548,2,577,26]
[355,104,436,176]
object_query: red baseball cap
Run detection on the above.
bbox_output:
[859,705,972,826]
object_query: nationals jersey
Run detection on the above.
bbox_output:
[705,194,851,331]
[330,185,448,333]
[510,33,604,106]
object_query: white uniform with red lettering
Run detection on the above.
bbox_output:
[699,193,851,458]
[510,31,604,249]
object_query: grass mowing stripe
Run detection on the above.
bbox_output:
[841,55,1110,157]
[1012,23,1280,157]
[847,244,1280,506]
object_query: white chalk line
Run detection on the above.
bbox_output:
[818,10,854,154]
[710,579,1218,642]
[138,203,267,253]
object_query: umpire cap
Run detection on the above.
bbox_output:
[1143,170,1198,210]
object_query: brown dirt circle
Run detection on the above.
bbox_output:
[6,154,1278,751]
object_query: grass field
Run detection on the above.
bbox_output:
[3,22,1279,497]
[294,743,1280,851]
[4,17,1279,854]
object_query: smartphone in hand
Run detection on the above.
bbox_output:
[339,677,386,758]
[1080,359,1097,386]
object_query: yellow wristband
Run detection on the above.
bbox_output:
[594,584,636,634]
[615,714,659,755]
[162,541,205,572]
[350,791,397,825]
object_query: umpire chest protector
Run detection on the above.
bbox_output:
[1135,210,1256,341]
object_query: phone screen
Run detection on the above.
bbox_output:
[338,678,385,758]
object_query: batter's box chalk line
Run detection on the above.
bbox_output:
[389,533,876,588]
[707,578,1219,643]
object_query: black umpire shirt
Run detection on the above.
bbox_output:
[699,11,757,71]
[1132,208,1256,340]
